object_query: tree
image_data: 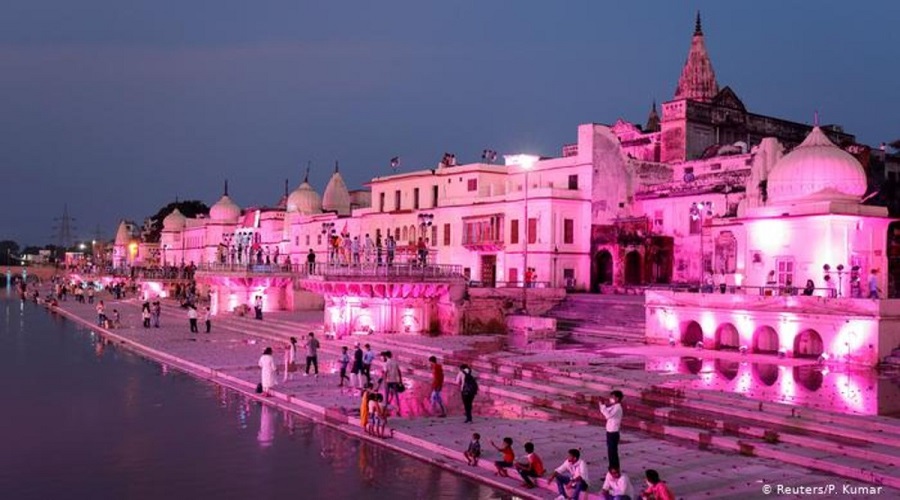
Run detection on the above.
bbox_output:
[0,240,21,266]
[144,200,210,243]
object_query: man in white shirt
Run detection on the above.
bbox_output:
[547,448,590,500]
[601,466,634,500]
[600,390,624,470]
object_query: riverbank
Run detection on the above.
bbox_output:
[42,293,894,499]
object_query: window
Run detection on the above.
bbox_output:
[563,268,575,279]
[563,219,574,244]
[510,219,519,244]
[508,267,518,286]
[317,234,322,245]
[431,226,437,247]
[463,268,471,280]
[379,192,385,212]
[467,179,478,192]
[394,190,401,211]
[305,234,310,246]
[295,236,299,246]
[413,188,420,209]
[432,185,439,207]
[528,218,537,244]
[654,210,664,228]
[462,215,504,246]
[714,231,738,274]
[776,257,795,286]
[394,228,400,240]
[443,224,450,246]
[568,174,578,190]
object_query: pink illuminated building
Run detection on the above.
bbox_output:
[109,17,900,363]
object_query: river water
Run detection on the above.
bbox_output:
[0,296,502,500]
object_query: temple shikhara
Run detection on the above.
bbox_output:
[108,15,900,367]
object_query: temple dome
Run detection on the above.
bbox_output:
[209,194,241,222]
[287,181,322,214]
[767,127,867,203]
[162,208,187,231]
[114,220,131,245]
[322,169,351,215]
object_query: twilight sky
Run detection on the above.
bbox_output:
[1,0,897,246]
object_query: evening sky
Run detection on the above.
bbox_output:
[1,0,897,245]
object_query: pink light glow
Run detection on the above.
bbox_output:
[749,219,788,254]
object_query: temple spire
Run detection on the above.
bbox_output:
[674,11,719,102]
[284,178,289,199]
[224,179,229,196]
[305,161,311,183]
[334,160,339,173]
[645,100,661,132]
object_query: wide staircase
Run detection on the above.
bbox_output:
[153,301,900,491]
[543,293,647,347]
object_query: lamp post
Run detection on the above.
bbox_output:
[690,201,713,286]
[508,154,539,314]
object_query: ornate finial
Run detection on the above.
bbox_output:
[224,179,229,196]
[284,178,289,199]
[652,99,657,112]
[175,195,179,204]
[814,110,819,127]
[695,11,702,36]
[334,160,339,173]
[305,161,310,183]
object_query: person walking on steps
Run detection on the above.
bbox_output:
[456,364,478,423]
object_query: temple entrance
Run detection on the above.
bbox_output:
[888,222,900,298]
[793,329,824,358]
[591,250,613,292]
[715,323,740,350]
[480,255,496,288]
[624,250,642,285]
[648,237,674,284]
[753,326,779,354]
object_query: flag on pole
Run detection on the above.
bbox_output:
[390,156,400,172]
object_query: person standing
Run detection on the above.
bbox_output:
[383,351,403,416]
[338,346,352,387]
[142,302,151,328]
[428,356,447,417]
[96,300,106,327]
[600,390,624,470]
[456,364,478,423]
[548,449,590,500]
[188,305,198,333]
[362,343,375,386]
[258,347,277,397]
[304,332,320,377]
[203,306,212,333]
[375,235,383,266]
[151,301,161,328]
[254,296,263,320]
[869,268,881,299]
[285,337,298,381]
[364,233,374,264]
[307,248,316,274]
[351,236,361,266]
[350,342,364,389]
[386,235,396,266]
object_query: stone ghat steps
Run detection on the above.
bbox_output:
[160,305,900,487]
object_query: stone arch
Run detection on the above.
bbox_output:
[408,225,417,243]
[681,320,703,347]
[753,326,779,354]
[793,329,824,358]
[752,363,779,386]
[401,226,408,242]
[715,323,740,350]
[624,250,642,285]
[591,250,613,292]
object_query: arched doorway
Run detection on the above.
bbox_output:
[591,250,613,292]
[681,321,703,347]
[794,329,824,358]
[715,323,740,350]
[753,326,779,354]
[624,250,642,285]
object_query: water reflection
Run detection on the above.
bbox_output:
[257,404,275,447]
[648,357,900,416]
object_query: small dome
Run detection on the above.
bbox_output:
[767,127,867,203]
[162,208,187,231]
[114,220,131,245]
[210,194,241,222]
[287,181,322,214]
[322,170,351,215]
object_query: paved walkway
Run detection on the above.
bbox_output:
[43,293,894,499]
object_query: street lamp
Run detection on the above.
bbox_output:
[690,201,713,285]
[507,154,539,314]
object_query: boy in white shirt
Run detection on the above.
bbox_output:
[600,390,624,470]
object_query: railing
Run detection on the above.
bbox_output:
[193,261,466,282]
[468,280,553,289]
[195,262,297,274]
[644,283,840,298]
